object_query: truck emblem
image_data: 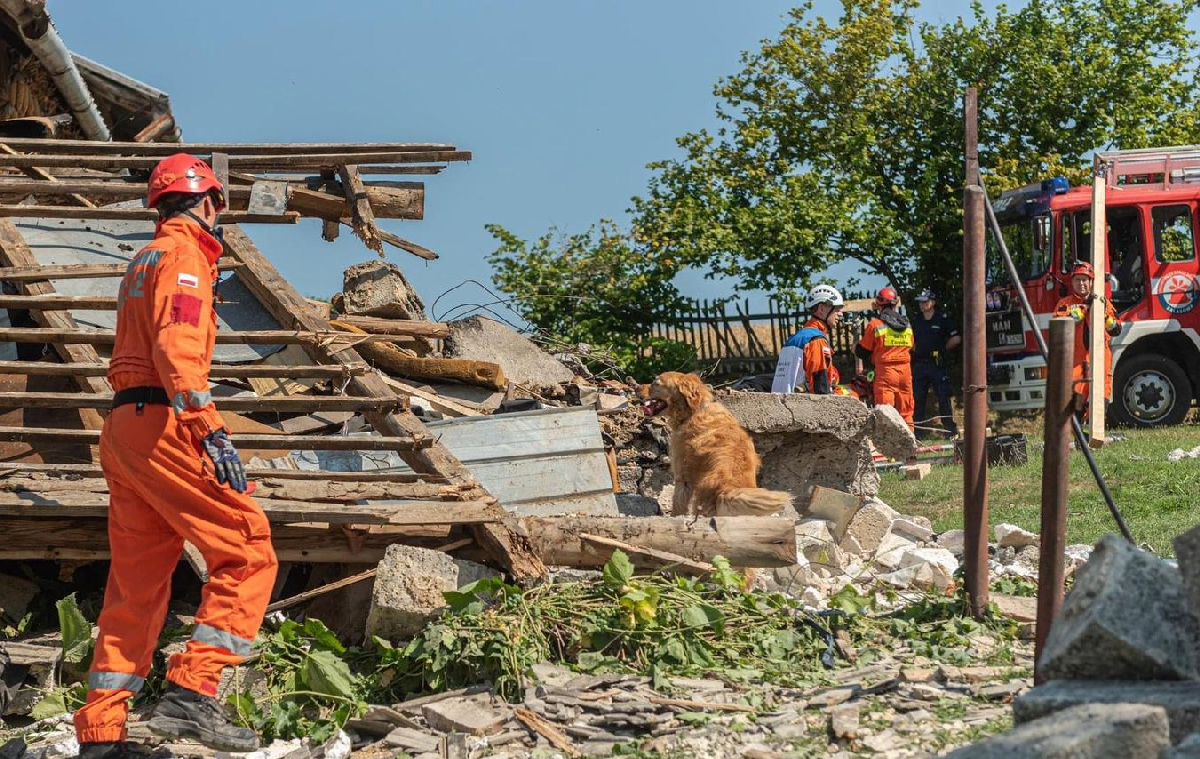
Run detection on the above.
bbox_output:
[1153,272,1199,314]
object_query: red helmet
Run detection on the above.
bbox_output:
[1071,261,1094,278]
[146,153,226,210]
[874,286,899,308]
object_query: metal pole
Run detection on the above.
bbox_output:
[979,178,1135,544]
[962,88,989,617]
[1035,317,1074,682]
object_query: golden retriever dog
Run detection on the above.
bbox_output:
[639,371,793,517]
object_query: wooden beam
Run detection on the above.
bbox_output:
[0,426,433,451]
[0,138,458,155]
[220,225,545,580]
[265,568,378,613]
[0,219,110,430]
[0,391,406,413]
[0,151,472,171]
[0,326,447,345]
[0,206,301,224]
[338,164,383,254]
[579,533,716,577]
[0,143,94,207]
[372,228,439,260]
[1,462,447,483]
[0,294,117,309]
[0,262,243,281]
[0,360,368,379]
[0,495,499,525]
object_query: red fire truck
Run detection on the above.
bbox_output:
[986,146,1200,426]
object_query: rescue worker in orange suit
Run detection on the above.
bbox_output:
[1054,261,1121,414]
[855,287,916,428]
[772,284,848,394]
[73,154,278,759]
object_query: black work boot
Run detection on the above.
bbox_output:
[76,743,170,759]
[147,683,258,752]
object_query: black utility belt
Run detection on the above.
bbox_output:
[112,386,170,409]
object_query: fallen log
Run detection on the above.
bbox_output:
[513,515,797,569]
[578,533,715,576]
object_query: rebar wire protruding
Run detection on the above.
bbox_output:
[978,177,1135,544]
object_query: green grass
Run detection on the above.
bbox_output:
[878,424,1200,556]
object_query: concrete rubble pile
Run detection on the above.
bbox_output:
[944,526,1200,758]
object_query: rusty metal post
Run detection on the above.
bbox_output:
[1035,317,1074,683]
[962,88,989,617]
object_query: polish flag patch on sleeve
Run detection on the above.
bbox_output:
[177,273,200,289]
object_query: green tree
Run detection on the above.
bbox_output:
[485,221,697,378]
[631,0,1200,306]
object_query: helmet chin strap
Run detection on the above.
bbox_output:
[180,208,225,245]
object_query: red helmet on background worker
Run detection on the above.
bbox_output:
[146,153,226,211]
[1071,261,1094,278]
[874,286,900,308]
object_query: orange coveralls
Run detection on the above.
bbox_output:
[857,316,916,427]
[74,218,278,744]
[1054,294,1120,403]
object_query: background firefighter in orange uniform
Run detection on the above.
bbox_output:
[73,154,278,759]
[855,287,916,428]
[1054,261,1121,413]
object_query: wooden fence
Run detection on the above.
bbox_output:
[650,297,865,378]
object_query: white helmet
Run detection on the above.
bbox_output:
[805,284,844,311]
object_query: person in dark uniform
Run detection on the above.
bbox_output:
[911,288,960,439]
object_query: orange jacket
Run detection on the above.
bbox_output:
[856,315,914,368]
[108,217,225,438]
[1054,293,1120,396]
[800,317,840,392]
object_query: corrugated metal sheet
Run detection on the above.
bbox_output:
[273,406,619,516]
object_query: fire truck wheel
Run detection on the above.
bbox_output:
[1110,353,1192,427]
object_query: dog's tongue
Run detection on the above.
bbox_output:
[640,400,654,416]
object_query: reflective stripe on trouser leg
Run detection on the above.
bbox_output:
[191,623,254,657]
[88,672,146,692]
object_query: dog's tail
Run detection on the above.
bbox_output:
[716,487,794,516]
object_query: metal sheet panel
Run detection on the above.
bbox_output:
[274,406,619,516]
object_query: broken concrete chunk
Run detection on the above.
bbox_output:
[995,523,1039,549]
[445,316,573,387]
[828,703,860,740]
[890,517,934,543]
[897,547,958,590]
[1173,524,1200,625]
[868,404,918,460]
[872,531,916,572]
[1038,534,1198,682]
[847,498,899,555]
[383,728,440,754]
[422,694,511,736]
[341,260,427,319]
[901,463,931,480]
[1014,680,1200,746]
[937,529,966,556]
[801,486,862,541]
[945,702,1168,758]
[365,545,498,642]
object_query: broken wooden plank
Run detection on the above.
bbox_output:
[0,426,431,451]
[265,568,378,613]
[0,326,446,345]
[0,359,368,379]
[338,164,383,254]
[0,294,117,309]
[514,708,579,757]
[579,533,715,577]
[0,391,405,414]
[0,261,242,281]
[0,205,301,224]
[1,462,447,483]
[336,344,506,391]
[381,376,484,418]
[371,227,439,260]
[0,495,499,525]
[0,138,457,155]
[334,315,452,339]
[0,150,472,171]
[0,143,94,207]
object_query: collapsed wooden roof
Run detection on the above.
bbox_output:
[0,137,545,581]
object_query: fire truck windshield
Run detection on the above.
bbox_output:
[986,212,1051,286]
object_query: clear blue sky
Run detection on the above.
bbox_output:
[52,1,1006,320]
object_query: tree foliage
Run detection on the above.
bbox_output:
[485,221,697,377]
[632,0,1200,307]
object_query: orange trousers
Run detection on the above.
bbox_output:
[74,404,277,744]
[873,363,915,429]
